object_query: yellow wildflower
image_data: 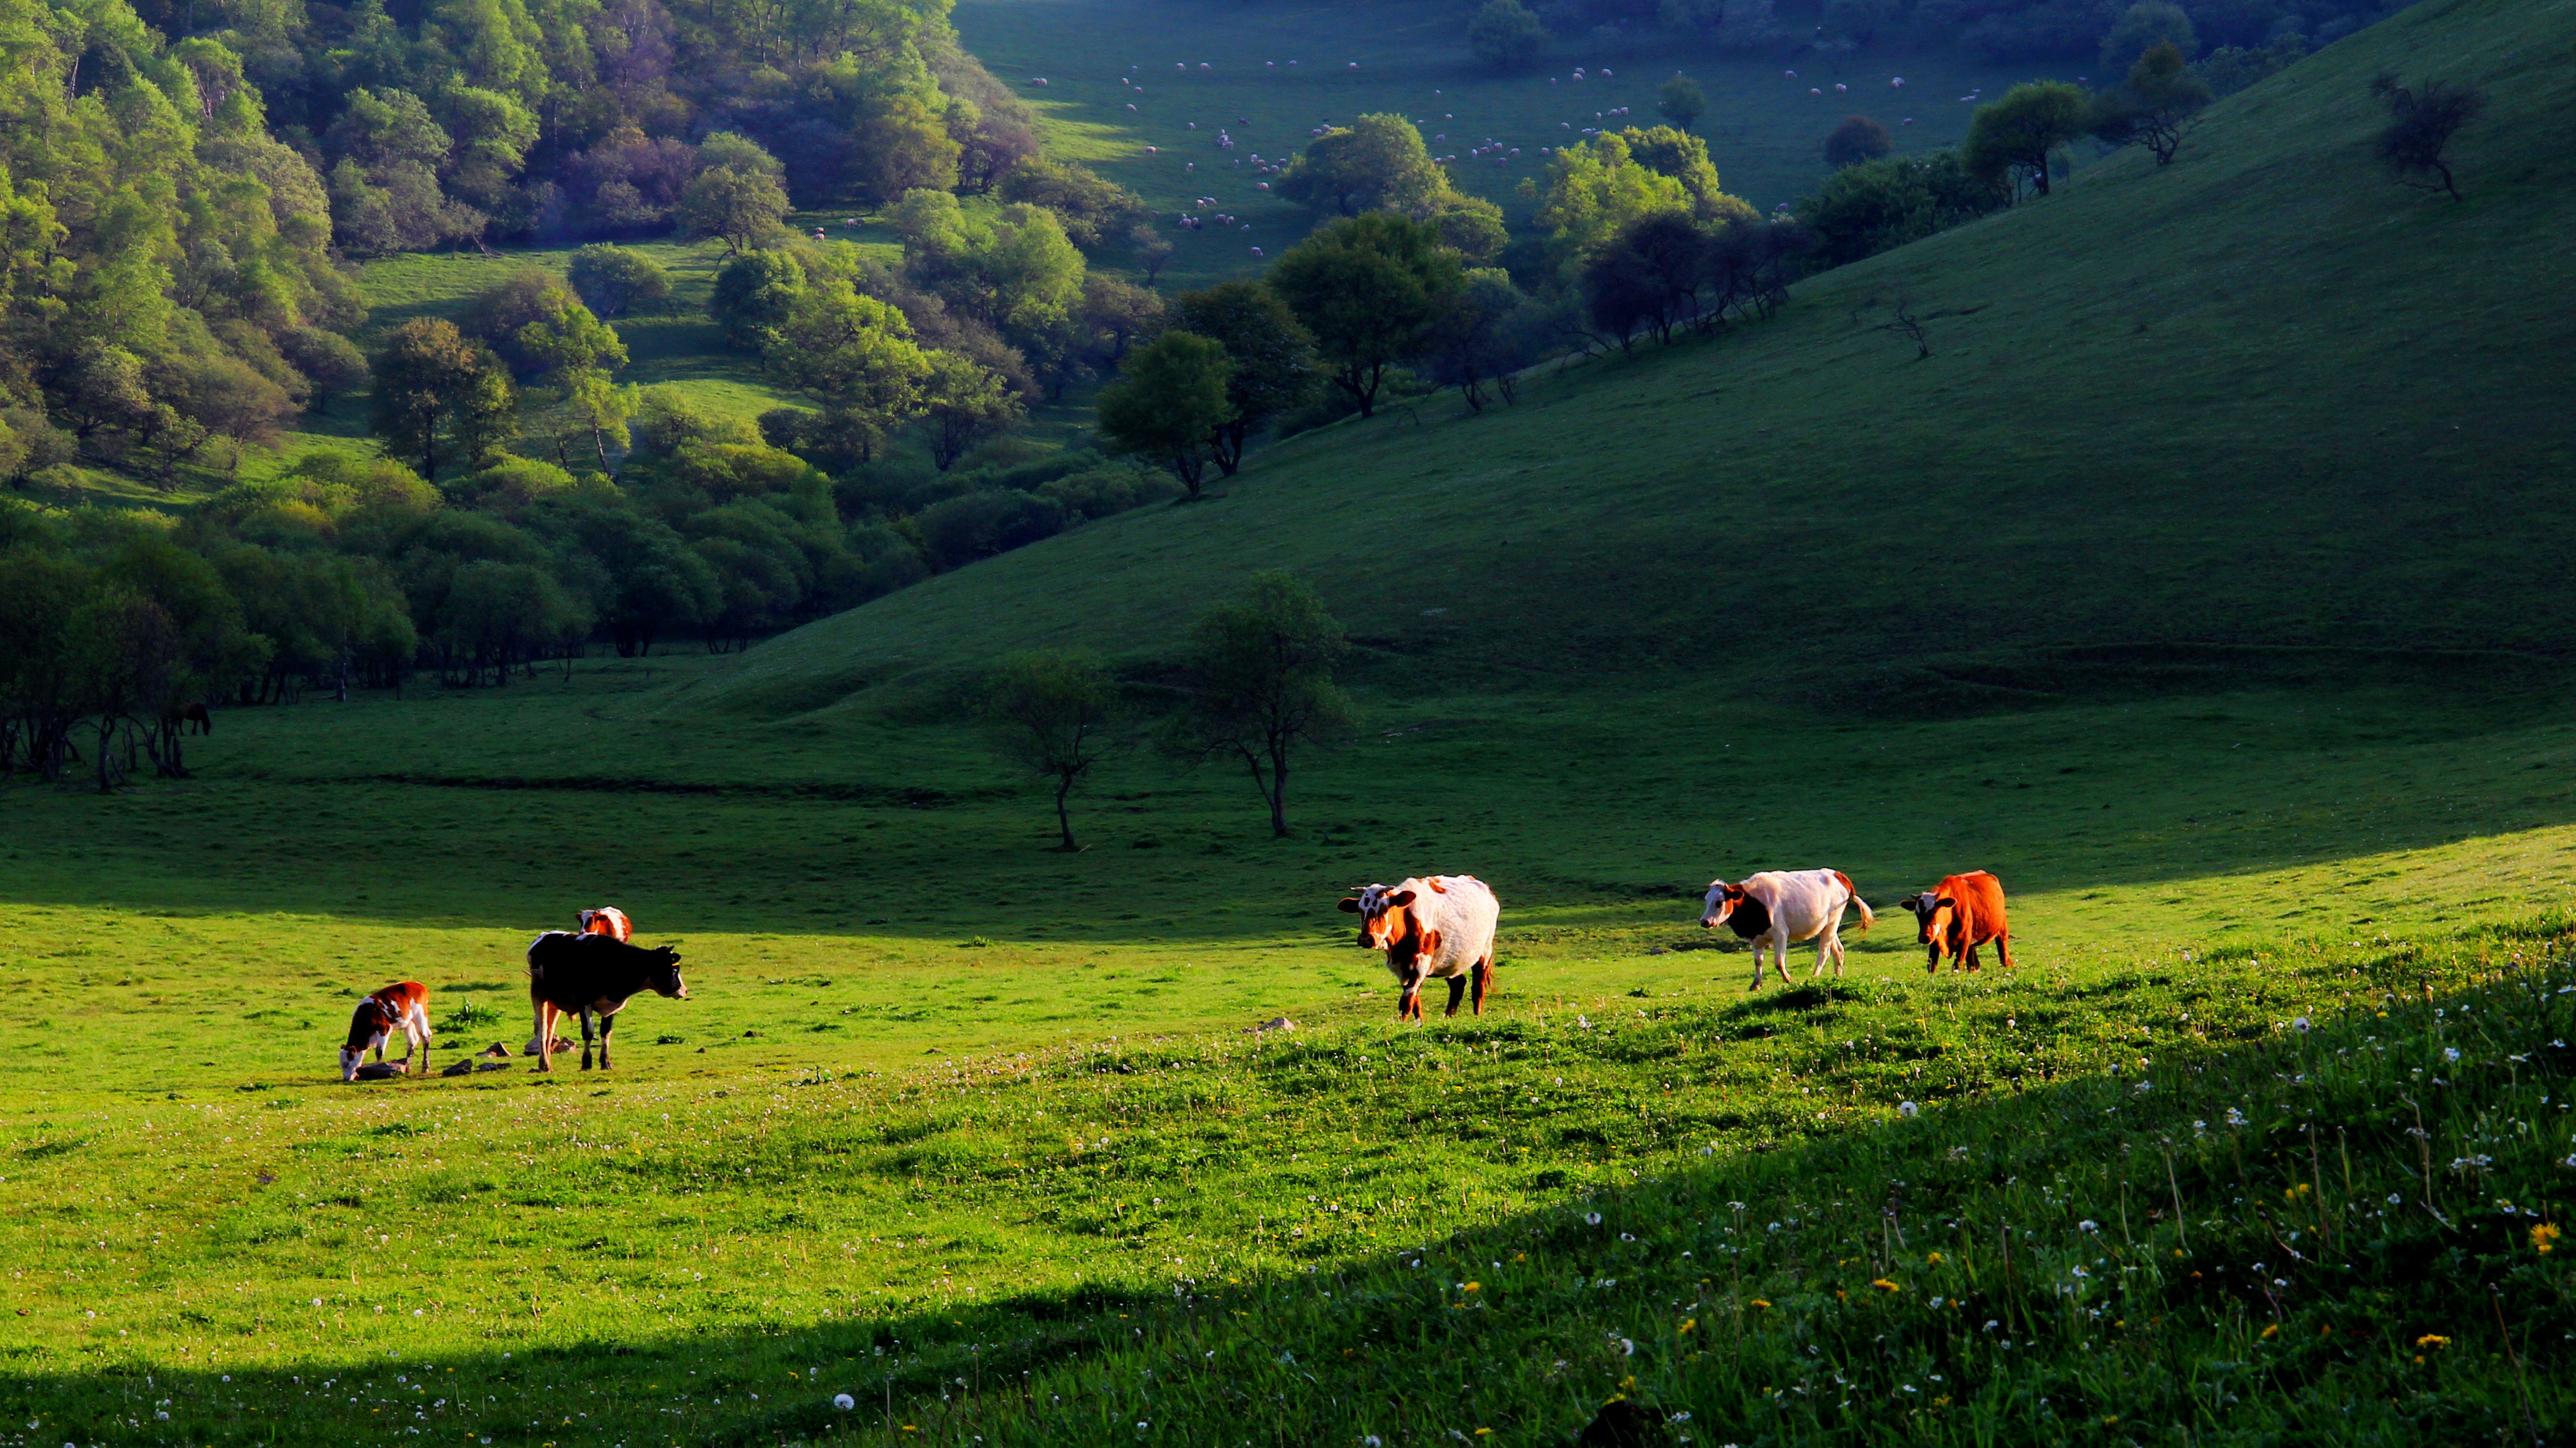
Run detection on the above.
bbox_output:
[2261,1324,2279,1339]
[1871,1278,1901,1293]
[1749,1298,1772,1309]
[2417,1334,2450,1350]
[2532,1223,2562,1255]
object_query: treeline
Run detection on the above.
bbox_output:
[1468,0,2378,66]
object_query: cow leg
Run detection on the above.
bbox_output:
[1470,957,1493,1015]
[597,1010,615,1070]
[1443,975,1468,1018]
[1995,933,2016,973]
[579,1009,597,1071]
[1963,942,1982,974]
[533,998,556,1073]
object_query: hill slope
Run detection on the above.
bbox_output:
[688,0,2576,720]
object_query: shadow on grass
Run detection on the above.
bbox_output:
[21,923,2574,1446]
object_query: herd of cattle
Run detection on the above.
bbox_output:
[336,872,2012,1078]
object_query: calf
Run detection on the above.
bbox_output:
[1337,875,1501,1021]
[341,981,432,1082]
[525,931,688,1071]
[1895,871,2014,974]
[1701,869,1873,990]
[577,906,632,942]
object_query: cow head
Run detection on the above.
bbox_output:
[1895,892,1956,944]
[646,945,688,999]
[1337,885,1418,952]
[1700,880,1745,929]
[339,999,390,1082]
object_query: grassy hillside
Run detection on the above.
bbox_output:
[710,0,2576,717]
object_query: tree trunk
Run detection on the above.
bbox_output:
[1055,772,1078,851]
[1266,735,1290,837]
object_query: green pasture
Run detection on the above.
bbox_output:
[954,0,2067,288]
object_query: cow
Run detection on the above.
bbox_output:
[179,702,213,735]
[1337,875,1500,1021]
[341,981,432,1082]
[577,906,632,942]
[525,931,687,1071]
[1894,871,2015,975]
[1700,870,1875,990]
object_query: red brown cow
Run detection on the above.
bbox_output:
[577,906,632,942]
[1894,871,2014,974]
[340,981,432,1081]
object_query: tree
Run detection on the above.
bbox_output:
[680,163,791,254]
[761,280,938,444]
[1825,114,1896,168]
[983,650,1119,850]
[920,350,1025,470]
[2089,43,2211,166]
[1129,224,1175,286]
[1658,74,1707,133]
[2099,1,2195,74]
[567,244,671,316]
[995,157,1149,248]
[1168,572,1357,838]
[2372,74,2485,201]
[1528,131,1694,269]
[1796,149,2004,267]
[710,250,809,348]
[1584,212,1708,347]
[1962,82,2091,199]
[368,318,517,479]
[1277,115,1452,219]
[1425,268,1530,412]
[1096,331,1234,498]
[1620,125,1753,224]
[1172,281,1316,475]
[1466,0,1546,71]
[1266,214,1464,419]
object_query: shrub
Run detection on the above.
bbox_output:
[1824,115,1895,168]
[1795,150,2002,268]
[914,489,1068,570]
[2098,0,2195,74]
[1467,0,1546,71]
[565,245,671,317]
[1039,464,1182,519]
[2371,73,2486,201]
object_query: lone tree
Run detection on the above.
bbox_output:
[2371,73,2486,201]
[1171,280,1316,476]
[1824,114,1896,168]
[368,318,516,479]
[2089,42,2211,165]
[1168,572,1357,838]
[1466,0,1546,71]
[1096,330,1236,498]
[983,650,1120,851]
[1963,81,2091,199]
[1266,213,1463,419]
[1657,73,1707,133]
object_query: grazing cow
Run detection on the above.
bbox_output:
[179,702,213,735]
[341,982,432,1082]
[1337,876,1501,1021]
[525,931,687,1071]
[1700,870,1875,990]
[1895,871,2015,975]
[577,906,632,942]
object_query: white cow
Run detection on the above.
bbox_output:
[1338,876,1501,1020]
[1701,869,1874,990]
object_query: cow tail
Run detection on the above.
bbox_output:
[1835,872,1874,931]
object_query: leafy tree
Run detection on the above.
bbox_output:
[2100,1,2195,74]
[850,93,964,200]
[921,351,1025,470]
[1096,331,1234,498]
[566,245,672,317]
[1528,131,1693,269]
[709,249,809,348]
[277,329,369,413]
[1584,212,1709,347]
[2195,35,2308,98]
[1424,267,1530,413]
[368,318,517,479]
[995,158,1149,248]
[1266,214,1464,419]
[1619,125,1752,223]
[1172,281,1315,476]
[1466,0,1546,71]
[1278,115,1452,219]
[1658,74,1707,133]
[1430,196,1510,263]
[681,139,792,254]
[2090,43,2211,166]
[1167,572,1358,838]
[1129,224,1175,286]
[982,650,1120,850]
[2371,74,2485,201]
[1825,114,1896,168]
[761,279,937,447]
[1963,82,2091,199]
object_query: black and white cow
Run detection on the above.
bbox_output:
[525,932,688,1072]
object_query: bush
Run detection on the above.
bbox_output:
[1824,115,1895,168]
[1039,464,1182,519]
[2195,35,2308,97]
[2099,0,2195,73]
[1467,0,1546,71]
[566,245,671,318]
[914,489,1068,570]
[1796,149,2003,269]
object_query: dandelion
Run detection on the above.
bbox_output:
[2261,1324,2279,1339]
[1750,1299,1773,1309]
[833,1395,856,1410]
[2292,1017,2312,1034]
[1587,1212,1603,1226]
[2416,1334,2450,1350]
[1928,1251,1944,1264]
[2078,1220,2100,1233]
[1871,1279,1901,1293]
[2388,1193,2404,1205]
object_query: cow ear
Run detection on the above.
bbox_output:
[1934,897,1954,910]
[1337,897,1362,913]
[1388,889,1416,907]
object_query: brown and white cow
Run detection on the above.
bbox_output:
[1338,875,1501,1021]
[1895,871,2014,974]
[577,906,632,942]
[340,981,432,1081]
[1700,869,1874,990]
